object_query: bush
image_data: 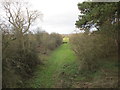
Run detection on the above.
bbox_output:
[70,33,117,72]
[2,29,62,88]
[2,32,40,87]
[35,31,62,53]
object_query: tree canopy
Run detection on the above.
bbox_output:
[75,2,119,33]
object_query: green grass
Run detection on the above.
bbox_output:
[25,44,118,88]
[72,56,118,88]
[25,44,78,88]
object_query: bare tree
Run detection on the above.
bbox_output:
[1,1,43,50]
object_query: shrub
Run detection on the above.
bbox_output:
[2,28,62,88]
[70,33,117,72]
[2,32,41,88]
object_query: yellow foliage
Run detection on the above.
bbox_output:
[63,37,69,42]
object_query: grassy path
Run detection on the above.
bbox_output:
[25,43,118,88]
[27,44,78,88]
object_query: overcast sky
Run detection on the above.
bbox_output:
[27,0,85,34]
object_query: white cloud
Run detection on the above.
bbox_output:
[25,0,85,34]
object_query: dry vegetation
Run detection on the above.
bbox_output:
[1,1,62,88]
[1,1,119,88]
